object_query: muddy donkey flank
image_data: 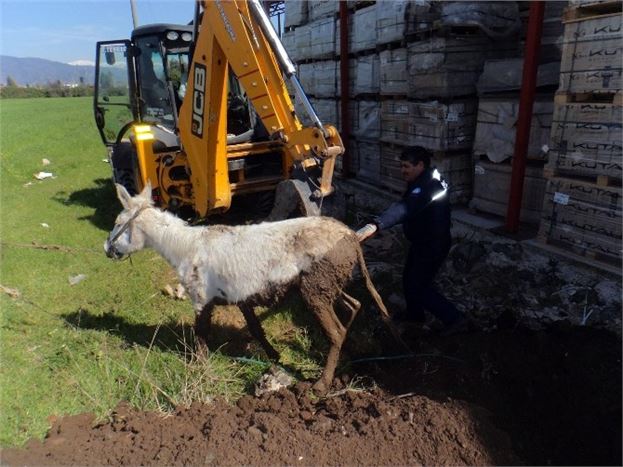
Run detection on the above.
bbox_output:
[104,182,406,392]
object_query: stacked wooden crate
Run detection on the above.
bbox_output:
[340,2,382,183]
[282,2,527,206]
[471,2,566,223]
[538,0,622,265]
[284,0,360,177]
[377,2,521,204]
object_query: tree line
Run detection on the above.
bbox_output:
[0,76,94,98]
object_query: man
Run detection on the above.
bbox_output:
[357,146,466,335]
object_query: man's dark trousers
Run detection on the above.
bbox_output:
[403,246,461,325]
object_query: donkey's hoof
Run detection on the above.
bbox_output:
[312,380,329,396]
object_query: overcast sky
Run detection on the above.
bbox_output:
[1,0,195,64]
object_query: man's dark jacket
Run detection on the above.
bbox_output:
[375,167,451,259]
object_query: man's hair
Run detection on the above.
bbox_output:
[400,146,431,168]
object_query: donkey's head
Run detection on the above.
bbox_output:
[104,182,153,260]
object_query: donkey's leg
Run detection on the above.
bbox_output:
[239,303,280,361]
[300,238,359,394]
[194,303,213,356]
[300,289,347,394]
[338,291,361,329]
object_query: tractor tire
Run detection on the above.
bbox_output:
[253,190,276,218]
[265,178,320,221]
[228,190,276,223]
[110,142,140,195]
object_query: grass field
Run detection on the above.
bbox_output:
[0,97,350,447]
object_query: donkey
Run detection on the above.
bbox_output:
[104,182,406,393]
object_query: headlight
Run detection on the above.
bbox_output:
[181,32,192,42]
[166,31,179,41]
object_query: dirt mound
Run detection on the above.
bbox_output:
[4,325,620,466]
[3,384,517,466]
[3,229,621,466]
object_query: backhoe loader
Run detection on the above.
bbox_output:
[93,0,343,220]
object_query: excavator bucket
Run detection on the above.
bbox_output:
[266,178,321,221]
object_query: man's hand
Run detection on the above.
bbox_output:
[355,223,378,243]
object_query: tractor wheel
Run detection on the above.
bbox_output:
[265,179,320,221]
[253,190,276,218]
[111,142,140,195]
[113,167,139,196]
[228,190,276,223]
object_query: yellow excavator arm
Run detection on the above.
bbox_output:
[177,0,344,217]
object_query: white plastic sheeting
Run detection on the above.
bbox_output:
[473,97,553,163]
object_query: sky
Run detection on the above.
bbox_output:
[1,0,196,64]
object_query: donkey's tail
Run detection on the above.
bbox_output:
[356,246,411,352]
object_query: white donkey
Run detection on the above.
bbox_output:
[104,182,405,392]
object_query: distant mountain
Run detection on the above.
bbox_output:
[0,56,95,86]
[68,60,96,67]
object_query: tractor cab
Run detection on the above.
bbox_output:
[94,24,193,147]
[92,2,328,220]
[132,25,192,129]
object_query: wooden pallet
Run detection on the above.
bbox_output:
[350,93,382,101]
[543,174,623,211]
[473,152,549,163]
[538,172,622,266]
[543,166,622,187]
[534,234,622,273]
[375,39,407,53]
[348,48,380,59]
[378,138,473,158]
[563,0,622,22]
[348,0,376,12]
[405,23,487,42]
[554,91,623,105]
[378,94,410,101]
[537,227,621,267]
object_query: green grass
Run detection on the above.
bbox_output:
[0,97,391,448]
[0,97,272,447]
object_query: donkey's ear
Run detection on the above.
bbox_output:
[115,183,132,209]
[139,180,152,203]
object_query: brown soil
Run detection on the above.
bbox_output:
[3,325,620,466]
[1,387,515,466]
[2,213,621,466]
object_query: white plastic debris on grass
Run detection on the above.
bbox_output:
[0,284,21,299]
[255,366,294,396]
[42,158,51,166]
[41,223,50,228]
[34,171,54,180]
[68,274,87,286]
